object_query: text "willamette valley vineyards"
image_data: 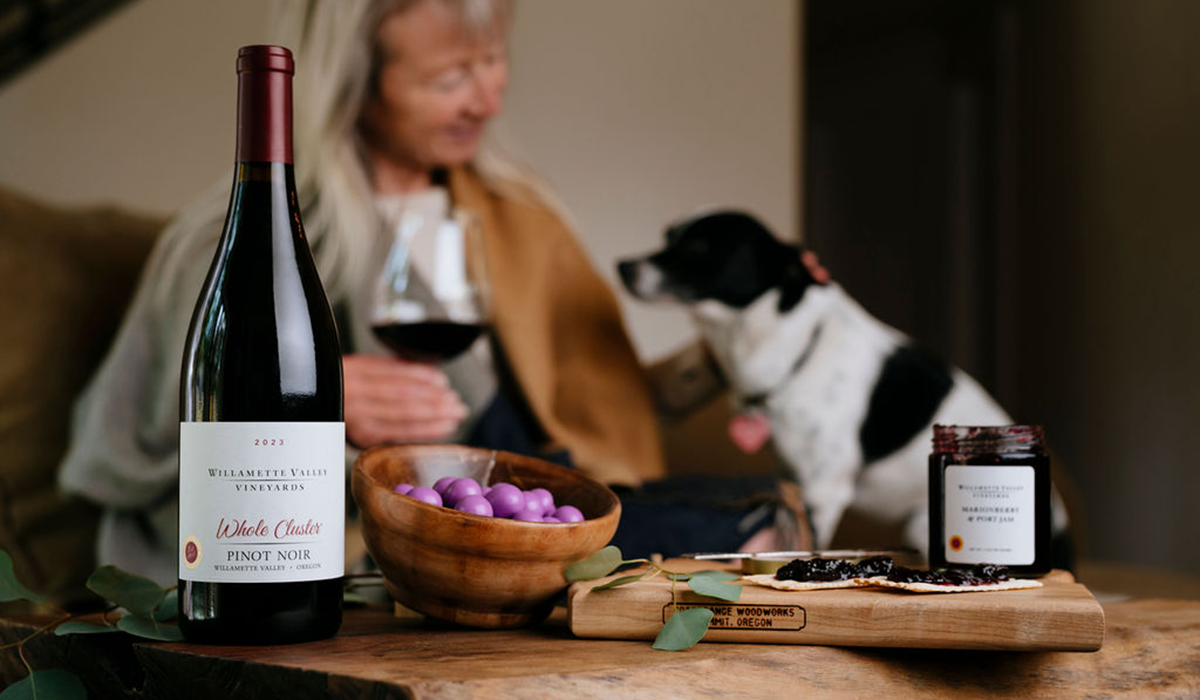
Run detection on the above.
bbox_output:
[207,468,330,478]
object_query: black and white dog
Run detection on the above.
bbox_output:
[618,211,1068,557]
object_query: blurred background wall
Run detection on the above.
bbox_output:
[0,0,799,361]
[1014,0,1200,576]
[1,0,1197,577]
[0,0,269,213]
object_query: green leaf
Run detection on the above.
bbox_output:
[688,573,743,602]
[691,570,740,582]
[87,566,164,618]
[590,572,651,591]
[55,621,118,635]
[652,607,714,651]
[343,591,370,607]
[0,669,87,700]
[564,546,624,581]
[152,589,178,622]
[668,569,740,582]
[117,614,184,642]
[0,551,43,603]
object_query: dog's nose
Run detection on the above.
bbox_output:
[616,260,641,291]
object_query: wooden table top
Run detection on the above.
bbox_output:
[2,596,1198,698]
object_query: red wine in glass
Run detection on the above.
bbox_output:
[373,209,489,365]
[371,319,486,363]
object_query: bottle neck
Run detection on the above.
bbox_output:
[229,162,304,229]
[236,63,293,164]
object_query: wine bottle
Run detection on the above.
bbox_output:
[178,45,344,644]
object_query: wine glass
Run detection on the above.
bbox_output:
[370,207,489,364]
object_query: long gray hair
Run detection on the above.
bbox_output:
[273,0,539,297]
[157,0,547,303]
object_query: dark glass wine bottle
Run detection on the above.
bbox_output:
[178,45,344,644]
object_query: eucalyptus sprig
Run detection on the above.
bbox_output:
[0,550,182,700]
[341,573,387,607]
[565,546,741,651]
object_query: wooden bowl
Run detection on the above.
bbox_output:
[351,444,621,628]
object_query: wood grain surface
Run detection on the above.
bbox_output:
[0,598,1197,698]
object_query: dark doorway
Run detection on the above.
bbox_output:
[804,0,1017,405]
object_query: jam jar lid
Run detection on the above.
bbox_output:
[932,424,1046,455]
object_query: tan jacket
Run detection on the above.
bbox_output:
[451,167,665,486]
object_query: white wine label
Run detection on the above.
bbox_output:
[943,465,1035,565]
[179,422,345,582]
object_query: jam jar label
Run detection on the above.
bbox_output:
[943,465,1035,565]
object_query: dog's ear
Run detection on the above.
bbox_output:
[778,246,814,313]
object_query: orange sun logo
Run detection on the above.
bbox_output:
[949,535,964,552]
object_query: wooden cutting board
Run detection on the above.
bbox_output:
[568,564,1104,651]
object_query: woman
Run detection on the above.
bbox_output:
[59,0,665,584]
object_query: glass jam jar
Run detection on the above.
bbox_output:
[928,425,1052,574]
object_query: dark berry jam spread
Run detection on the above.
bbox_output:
[856,556,895,578]
[774,556,1009,586]
[775,556,895,582]
[887,563,1011,586]
[776,557,857,582]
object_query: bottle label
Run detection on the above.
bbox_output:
[179,422,345,582]
[943,465,1035,565]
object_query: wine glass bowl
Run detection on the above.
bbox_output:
[351,444,621,629]
[370,208,489,363]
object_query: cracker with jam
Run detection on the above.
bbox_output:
[742,575,873,591]
[866,577,1042,593]
[742,557,1043,594]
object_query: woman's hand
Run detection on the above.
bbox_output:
[802,249,831,284]
[343,354,468,447]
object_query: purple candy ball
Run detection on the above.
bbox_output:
[553,505,584,523]
[485,483,526,518]
[407,486,443,507]
[511,506,544,522]
[542,516,561,523]
[392,483,414,495]
[525,488,555,516]
[454,495,494,517]
[443,478,483,508]
[433,476,458,496]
